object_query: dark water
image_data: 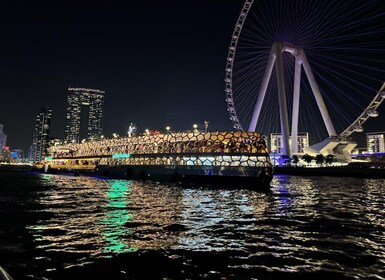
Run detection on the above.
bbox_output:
[0,172,384,279]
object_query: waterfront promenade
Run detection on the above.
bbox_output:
[274,164,385,179]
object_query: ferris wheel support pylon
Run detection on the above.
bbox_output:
[291,56,302,154]
[274,42,291,157]
[247,42,337,156]
[300,49,337,137]
[248,46,277,131]
[248,42,291,156]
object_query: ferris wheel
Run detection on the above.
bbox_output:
[225,0,385,155]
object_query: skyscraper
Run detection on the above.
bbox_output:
[64,87,105,143]
[0,124,7,150]
[32,107,52,161]
[270,132,309,154]
[366,132,385,153]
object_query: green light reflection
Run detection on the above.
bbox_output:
[100,180,137,255]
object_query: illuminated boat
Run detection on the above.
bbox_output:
[37,131,273,188]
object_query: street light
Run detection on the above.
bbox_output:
[113,133,119,138]
[166,126,170,132]
[145,129,150,135]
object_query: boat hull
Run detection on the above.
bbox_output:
[95,164,272,189]
[274,165,385,178]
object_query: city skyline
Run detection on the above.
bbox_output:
[0,0,384,153]
[0,1,243,153]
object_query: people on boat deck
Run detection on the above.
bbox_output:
[204,120,209,133]
[127,123,134,137]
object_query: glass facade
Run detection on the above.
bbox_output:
[366,132,385,153]
[270,132,309,154]
[0,124,7,151]
[32,107,52,161]
[64,87,105,143]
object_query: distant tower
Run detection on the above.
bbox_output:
[64,87,105,143]
[0,124,7,150]
[366,131,385,153]
[32,107,52,161]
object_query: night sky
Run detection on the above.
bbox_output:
[0,0,243,152]
[1,0,384,153]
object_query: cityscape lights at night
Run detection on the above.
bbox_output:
[1,1,385,279]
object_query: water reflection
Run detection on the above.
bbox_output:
[126,182,184,250]
[14,173,384,279]
[27,175,185,260]
[99,180,135,255]
[177,188,272,251]
[363,179,385,228]
[27,174,112,258]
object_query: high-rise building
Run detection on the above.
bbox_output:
[11,149,24,162]
[270,132,309,154]
[0,124,7,150]
[64,87,105,143]
[27,145,35,162]
[366,132,385,153]
[32,107,52,161]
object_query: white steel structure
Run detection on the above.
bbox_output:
[227,41,336,157]
[224,0,253,132]
[225,1,336,157]
[250,42,336,157]
[225,0,385,161]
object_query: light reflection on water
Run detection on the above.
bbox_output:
[100,180,135,255]
[0,172,384,279]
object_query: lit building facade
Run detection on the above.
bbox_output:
[11,149,24,162]
[27,145,35,162]
[64,87,105,143]
[0,124,7,150]
[32,107,52,161]
[270,132,309,154]
[366,132,385,153]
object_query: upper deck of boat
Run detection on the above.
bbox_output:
[50,131,269,159]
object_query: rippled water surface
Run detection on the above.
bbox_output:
[0,171,384,279]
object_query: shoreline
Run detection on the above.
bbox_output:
[0,164,33,172]
[273,165,385,179]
